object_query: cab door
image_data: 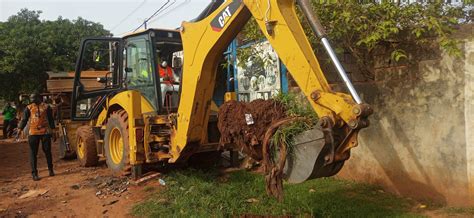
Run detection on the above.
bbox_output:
[123,34,159,110]
[72,38,123,121]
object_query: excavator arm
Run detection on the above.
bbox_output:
[171,0,372,180]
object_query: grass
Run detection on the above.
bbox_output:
[132,169,422,217]
[271,92,319,157]
[443,207,474,216]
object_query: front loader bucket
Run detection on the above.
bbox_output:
[283,127,344,184]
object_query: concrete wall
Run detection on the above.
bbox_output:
[327,26,474,206]
[466,37,474,206]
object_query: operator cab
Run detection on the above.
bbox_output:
[122,29,183,113]
[71,29,183,120]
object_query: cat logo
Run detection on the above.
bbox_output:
[218,7,232,28]
[210,0,242,32]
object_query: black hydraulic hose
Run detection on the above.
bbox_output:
[295,0,326,38]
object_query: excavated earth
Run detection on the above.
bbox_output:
[217,99,287,161]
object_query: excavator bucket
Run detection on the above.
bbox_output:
[283,127,344,183]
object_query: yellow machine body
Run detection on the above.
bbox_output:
[72,0,371,178]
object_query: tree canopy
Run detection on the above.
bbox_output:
[238,1,472,80]
[0,9,110,101]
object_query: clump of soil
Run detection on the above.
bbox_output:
[218,99,294,201]
[217,99,287,161]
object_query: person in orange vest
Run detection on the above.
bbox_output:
[158,61,175,84]
[17,93,56,181]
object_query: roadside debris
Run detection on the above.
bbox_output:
[102,199,119,207]
[245,198,259,203]
[70,184,80,190]
[131,172,160,185]
[84,176,129,198]
[18,189,49,199]
[158,179,166,186]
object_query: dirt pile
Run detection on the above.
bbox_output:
[218,99,297,201]
[217,99,287,161]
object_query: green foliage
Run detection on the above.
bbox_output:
[237,19,265,69]
[0,9,110,101]
[273,92,316,118]
[319,2,465,61]
[236,41,276,71]
[132,169,420,217]
[391,49,408,61]
[240,16,263,42]
[238,2,469,80]
[272,92,318,155]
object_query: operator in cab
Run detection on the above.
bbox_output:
[158,60,175,84]
[158,59,180,108]
[17,93,56,181]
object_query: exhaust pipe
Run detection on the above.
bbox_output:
[296,0,362,104]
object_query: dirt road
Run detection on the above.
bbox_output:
[0,139,160,217]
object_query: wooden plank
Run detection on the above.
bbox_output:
[131,172,161,185]
[46,79,105,93]
[67,71,109,78]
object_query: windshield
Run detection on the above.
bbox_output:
[124,36,157,109]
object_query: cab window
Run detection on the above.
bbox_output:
[124,36,157,109]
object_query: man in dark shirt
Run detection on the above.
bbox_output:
[17,94,56,181]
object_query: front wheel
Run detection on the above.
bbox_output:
[104,110,130,175]
[76,126,98,166]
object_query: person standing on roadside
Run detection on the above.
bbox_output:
[17,93,56,181]
[2,102,16,139]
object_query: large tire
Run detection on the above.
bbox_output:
[76,126,98,166]
[104,110,130,175]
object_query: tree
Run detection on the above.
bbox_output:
[41,16,111,71]
[0,9,46,101]
[0,9,110,101]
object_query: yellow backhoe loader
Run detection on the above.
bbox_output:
[71,0,372,181]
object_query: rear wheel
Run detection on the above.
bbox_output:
[104,110,130,175]
[76,126,98,166]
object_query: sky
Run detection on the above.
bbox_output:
[0,0,210,36]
